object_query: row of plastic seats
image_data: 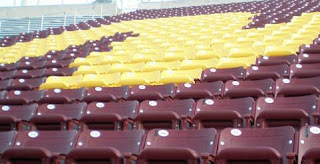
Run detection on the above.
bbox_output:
[0,126,319,163]
[0,94,318,131]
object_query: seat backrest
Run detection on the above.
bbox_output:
[0,131,17,154]
[299,126,320,164]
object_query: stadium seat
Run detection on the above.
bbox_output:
[82,86,129,102]
[290,63,320,78]
[0,70,17,80]
[44,59,74,68]
[298,53,320,64]
[201,67,245,82]
[193,97,255,130]
[245,64,289,80]
[7,78,46,90]
[119,71,161,86]
[0,79,13,90]
[135,99,195,130]
[256,55,297,66]
[39,88,86,104]
[43,67,77,77]
[0,131,17,157]
[0,90,44,105]
[138,128,217,164]
[0,104,38,131]
[12,69,46,79]
[300,44,320,54]
[223,79,274,98]
[30,103,86,130]
[2,130,78,164]
[67,130,145,164]
[255,96,318,129]
[275,77,320,97]
[81,101,139,130]
[174,82,223,99]
[298,126,320,164]
[216,127,296,164]
[127,84,175,101]
[160,68,202,84]
[16,60,46,70]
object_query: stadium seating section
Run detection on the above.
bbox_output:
[1,0,320,163]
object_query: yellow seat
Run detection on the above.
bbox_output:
[264,46,296,56]
[73,65,110,75]
[228,48,257,57]
[69,56,103,67]
[143,60,181,72]
[109,62,145,73]
[39,75,82,90]
[180,58,219,70]
[79,73,121,87]
[132,53,164,63]
[160,68,202,84]
[217,56,256,68]
[120,71,161,86]
[163,50,194,61]
[195,49,220,59]
[101,55,132,64]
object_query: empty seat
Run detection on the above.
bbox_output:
[256,55,297,66]
[43,67,77,77]
[16,60,46,70]
[39,88,86,104]
[290,63,320,78]
[79,73,121,87]
[0,90,44,105]
[2,130,78,164]
[298,126,320,164]
[0,104,38,131]
[298,53,320,64]
[201,67,245,82]
[160,69,202,84]
[255,95,318,129]
[12,69,46,79]
[193,97,255,130]
[44,59,74,68]
[216,127,296,164]
[300,44,320,54]
[39,75,82,90]
[82,86,129,102]
[120,71,161,86]
[174,82,223,99]
[0,79,13,90]
[0,63,19,71]
[245,64,289,80]
[81,101,139,130]
[135,99,195,130]
[67,130,145,164]
[138,128,217,164]
[0,70,17,80]
[0,131,17,155]
[30,103,87,131]
[223,79,274,98]
[7,78,46,90]
[275,77,320,97]
[127,84,175,101]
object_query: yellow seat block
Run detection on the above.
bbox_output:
[101,55,132,64]
[180,58,219,70]
[79,73,121,87]
[109,62,145,73]
[69,56,103,67]
[143,60,181,72]
[264,46,296,56]
[228,48,257,57]
[40,75,82,90]
[73,65,110,75]
[160,68,202,84]
[120,71,161,86]
[217,56,256,69]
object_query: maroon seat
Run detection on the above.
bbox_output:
[135,99,195,130]
[66,130,145,164]
[298,126,320,164]
[0,70,17,80]
[43,67,77,76]
[7,78,46,90]
[255,95,318,129]
[223,79,274,98]
[0,90,44,105]
[30,103,87,131]
[290,63,320,78]
[138,128,217,164]
[44,59,74,68]
[0,104,38,131]
[245,64,289,80]
[39,88,86,104]
[0,79,13,90]
[127,84,175,101]
[12,68,46,79]
[300,44,320,54]
[256,55,297,66]
[201,67,244,82]
[193,97,255,130]
[0,63,20,71]
[216,127,296,164]
[18,56,43,63]
[2,130,78,164]
[0,131,17,155]
[80,101,139,130]
[16,60,46,70]
[298,53,320,64]
[82,86,129,102]
[174,82,223,99]
[275,77,320,97]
